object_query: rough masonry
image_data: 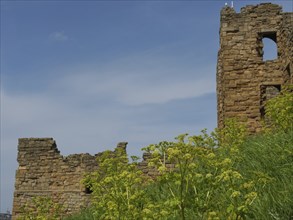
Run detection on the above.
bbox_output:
[12,138,159,219]
[12,3,293,219]
[12,138,126,218]
[217,3,292,132]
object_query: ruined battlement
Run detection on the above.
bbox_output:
[217,3,292,133]
[12,138,128,219]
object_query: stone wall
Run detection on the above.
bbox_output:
[12,138,165,219]
[217,3,293,133]
[138,152,175,178]
[12,138,127,219]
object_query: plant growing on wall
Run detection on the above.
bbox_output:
[82,147,150,219]
[142,120,256,220]
[82,120,262,220]
[265,85,293,131]
[17,196,64,220]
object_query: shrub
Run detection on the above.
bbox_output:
[265,85,293,131]
[82,147,149,219]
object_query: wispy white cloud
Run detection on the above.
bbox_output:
[53,44,216,106]
[49,31,68,41]
[60,71,215,106]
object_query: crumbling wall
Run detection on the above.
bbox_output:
[11,138,167,219]
[138,152,175,178]
[280,12,293,84]
[217,3,293,133]
[12,138,127,219]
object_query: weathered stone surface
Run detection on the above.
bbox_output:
[12,139,127,219]
[12,139,159,219]
[217,3,293,133]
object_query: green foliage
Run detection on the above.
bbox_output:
[265,85,293,131]
[83,120,256,220]
[64,208,95,220]
[82,147,149,219]
[17,196,64,220]
[237,130,293,219]
[81,115,292,220]
[142,121,252,220]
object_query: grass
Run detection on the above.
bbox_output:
[237,130,293,219]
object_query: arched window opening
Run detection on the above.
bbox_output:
[262,37,278,61]
[257,32,278,61]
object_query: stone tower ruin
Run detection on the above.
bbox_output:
[217,3,292,133]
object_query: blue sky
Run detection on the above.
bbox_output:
[1,0,292,213]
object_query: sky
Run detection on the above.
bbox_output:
[1,0,292,213]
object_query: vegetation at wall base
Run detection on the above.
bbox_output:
[19,90,293,220]
[17,196,65,220]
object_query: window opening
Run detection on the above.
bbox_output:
[263,38,278,61]
[258,32,278,61]
[260,85,281,119]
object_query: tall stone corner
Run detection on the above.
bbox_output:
[217,3,293,133]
